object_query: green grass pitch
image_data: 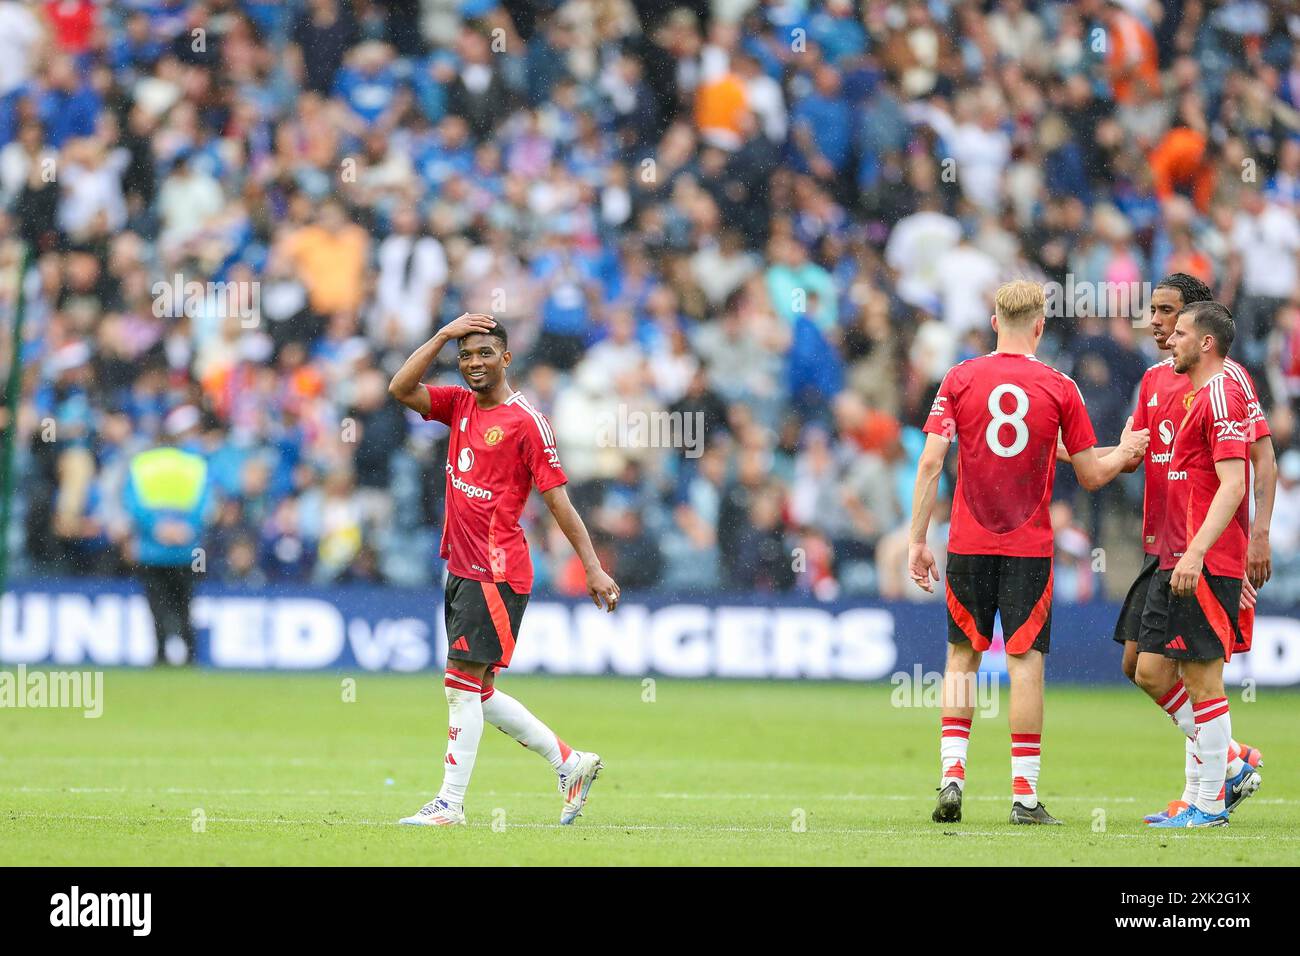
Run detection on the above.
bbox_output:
[2,669,1296,865]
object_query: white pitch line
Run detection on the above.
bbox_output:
[3,811,1298,841]
[1,786,1297,807]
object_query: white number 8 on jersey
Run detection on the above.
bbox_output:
[985,383,1030,458]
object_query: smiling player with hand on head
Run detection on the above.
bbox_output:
[388,313,621,827]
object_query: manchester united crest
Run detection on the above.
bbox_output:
[484,425,505,446]
[1183,390,1195,411]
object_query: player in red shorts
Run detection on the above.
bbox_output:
[1095,276,1274,822]
[909,281,1148,825]
[1140,302,1259,828]
[388,313,620,827]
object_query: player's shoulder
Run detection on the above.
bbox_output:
[942,353,987,382]
[1022,354,1086,397]
[1203,370,1246,414]
[1144,357,1176,379]
[1222,357,1258,399]
[503,391,557,445]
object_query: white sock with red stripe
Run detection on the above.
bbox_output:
[1193,697,1231,815]
[1156,680,1196,737]
[1180,735,1200,806]
[1225,739,1245,778]
[438,669,485,807]
[940,717,971,790]
[1011,733,1042,808]
[481,684,579,774]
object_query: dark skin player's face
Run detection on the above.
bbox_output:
[1148,287,1184,350]
[458,333,510,392]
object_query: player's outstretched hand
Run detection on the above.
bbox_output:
[440,312,496,340]
[1240,577,1258,611]
[1246,535,1271,589]
[908,542,940,593]
[1170,550,1203,597]
[587,567,620,612]
[1118,416,1149,462]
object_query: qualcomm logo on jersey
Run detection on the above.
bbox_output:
[1167,470,1188,481]
[445,462,493,500]
[1214,420,1247,442]
[1158,419,1175,445]
[457,447,475,472]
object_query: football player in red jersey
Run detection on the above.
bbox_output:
[909,281,1148,825]
[1141,302,1260,828]
[388,313,621,827]
[1098,276,1274,823]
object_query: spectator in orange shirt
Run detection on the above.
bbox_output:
[1104,2,1159,106]
[1149,98,1216,213]
[280,199,370,316]
[695,69,747,151]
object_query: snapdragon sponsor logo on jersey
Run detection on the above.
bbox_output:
[1151,418,1176,464]
[457,447,475,472]
[1168,470,1188,481]
[445,461,493,500]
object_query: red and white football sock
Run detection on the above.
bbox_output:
[1180,735,1200,806]
[481,684,579,774]
[437,669,485,807]
[1193,697,1231,815]
[1156,680,1196,737]
[940,716,971,790]
[1225,739,1246,778]
[1011,733,1041,809]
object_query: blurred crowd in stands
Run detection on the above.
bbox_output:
[2,0,1300,603]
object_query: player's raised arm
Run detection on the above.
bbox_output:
[540,485,621,611]
[388,313,497,416]
[1070,416,1149,490]
[907,432,950,593]
[1247,435,1276,586]
[1171,457,1247,597]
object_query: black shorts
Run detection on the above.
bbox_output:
[1113,553,1159,645]
[443,572,529,669]
[1137,568,1242,662]
[945,553,1053,655]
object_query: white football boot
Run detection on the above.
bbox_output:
[399,797,467,826]
[559,752,603,825]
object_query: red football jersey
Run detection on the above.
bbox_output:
[1133,357,1269,555]
[423,384,568,593]
[924,352,1097,557]
[1160,371,1251,577]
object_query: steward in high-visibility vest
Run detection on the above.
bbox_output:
[125,446,211,566]
[123,407,212,664]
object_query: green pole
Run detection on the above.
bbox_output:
[0,241,32,595]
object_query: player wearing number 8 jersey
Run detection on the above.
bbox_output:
[909,281,1149,826]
